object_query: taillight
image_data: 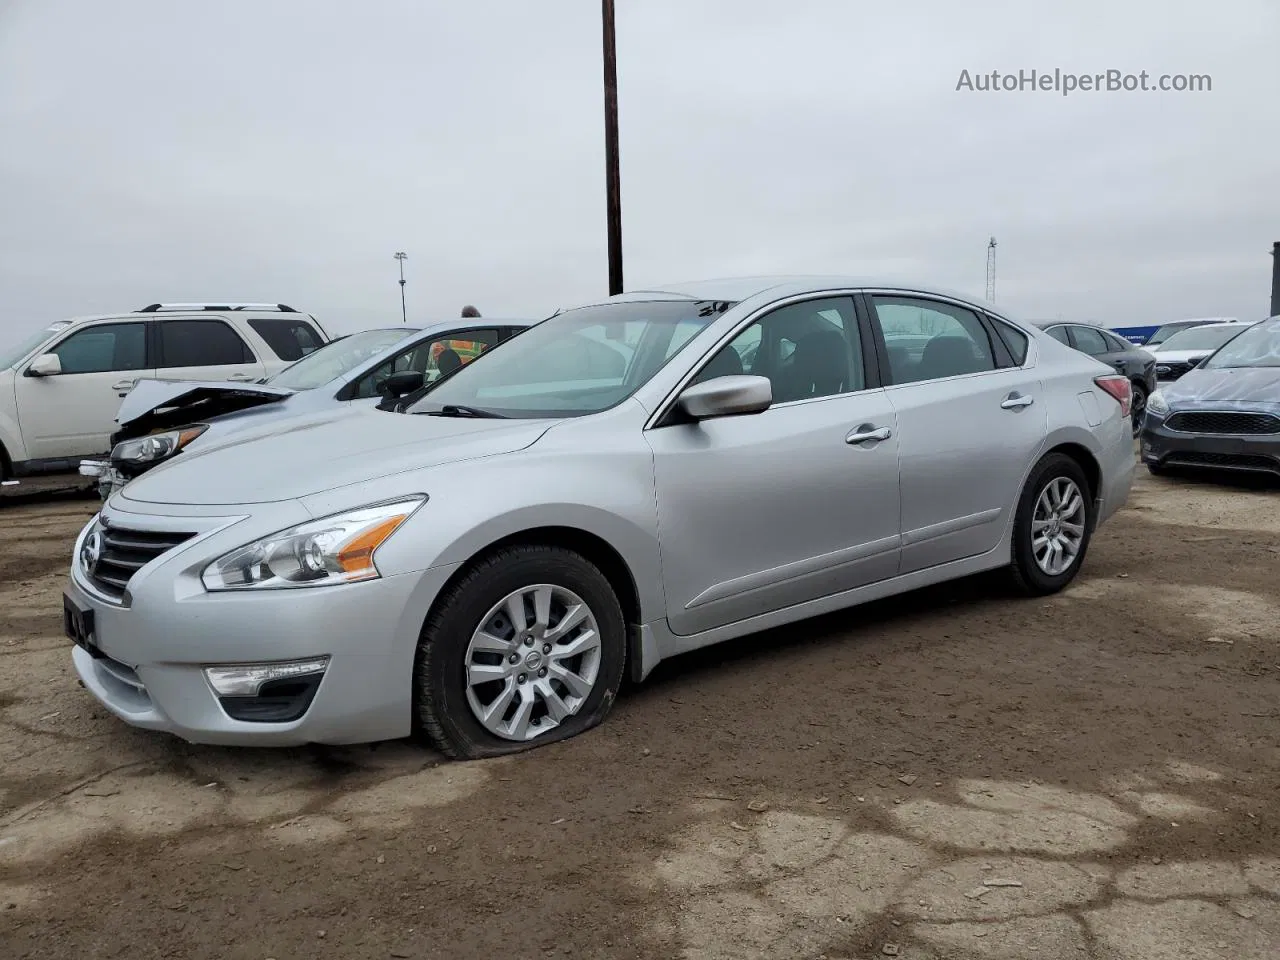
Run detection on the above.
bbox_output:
[1095,375,1132,417]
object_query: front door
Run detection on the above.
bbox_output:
[646,296,902,637]
[869,295,1047,574]
[153,318,267,384]
[14,320,155,459]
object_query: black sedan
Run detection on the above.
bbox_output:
[1032,321,1157,434]
[1141,316,1280,478]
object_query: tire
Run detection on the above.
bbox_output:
[1009,452,1096,596]
[1129,382,1147,437]
[414,544,627,759]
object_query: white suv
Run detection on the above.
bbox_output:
[0,303,329,484]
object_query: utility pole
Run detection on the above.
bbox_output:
[1270,241,1279,317]
[985,237,997,302]
[394,251,407,323]
[602,0,623,296]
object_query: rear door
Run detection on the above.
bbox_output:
[14,320,155,459]
[154,317,267,384]
[868,294,1047,574]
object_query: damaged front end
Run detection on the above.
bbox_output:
[88,380,294,499]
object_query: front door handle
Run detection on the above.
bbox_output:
[111,379,137,392]
[1001,393,1035,410]
[846,425,892,445]
[226,373,256,382]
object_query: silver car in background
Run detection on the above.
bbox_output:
[83,318,535,499]
[63,277,1134,758]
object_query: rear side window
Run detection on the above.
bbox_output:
[248,318,325,361]
[159,320,254,367]
[1045,326,1072,346]
[1070,325,1111,356]
[988,317,1029,365]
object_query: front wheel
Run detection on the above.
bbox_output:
[1009,453,1095,595]
[414,545,627,759]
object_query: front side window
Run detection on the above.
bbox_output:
[159,320,254,367]
[269,328,415,391]
[691,297,863,403]
[873,297,996,384]
[407,300,733,418]
[1200,319,1280,369]
[1070,325,1111,356]
[50,323,147,374]
[351,330,499,399]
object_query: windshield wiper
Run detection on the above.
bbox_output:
[424,404,507,419]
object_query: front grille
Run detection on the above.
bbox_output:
[87,524,196,601]
[1165,451,1280,474]
[1155,362,1195,380]
[1165,411,1280,435]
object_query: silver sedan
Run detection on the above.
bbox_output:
[63,277,1134,757]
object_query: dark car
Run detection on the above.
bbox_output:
[1140,316,1280,478]
[1031,321,1157,434]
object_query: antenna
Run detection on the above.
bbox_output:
[985,237,997,302]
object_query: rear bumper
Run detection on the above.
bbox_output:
[1140,415,1280,476]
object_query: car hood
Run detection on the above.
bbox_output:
[120,407,558,506]
[115,379,294,440]
[1161,366,1280,407]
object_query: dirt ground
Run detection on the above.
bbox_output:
[1,469,1278,960]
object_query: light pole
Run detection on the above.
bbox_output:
[394,251,407,323]
[602,0,623,296]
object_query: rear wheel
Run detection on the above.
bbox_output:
[1009,453,1095,595]
[414,545,627,759]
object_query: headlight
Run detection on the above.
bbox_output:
[112,426,208,465]
[1146,390,1170,417]
[201,497,426,591]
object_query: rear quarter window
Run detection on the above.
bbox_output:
[248,318,326,361]
[988,317,1030,365]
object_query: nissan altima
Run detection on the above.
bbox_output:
[63,277,1135,758]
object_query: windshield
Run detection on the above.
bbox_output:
[1145,324,1195,346]
[0,322,69,369]
[266,328,416,390]
[406,300,733,418]
[1157,324,1247,352]
[1200,319,1280,369]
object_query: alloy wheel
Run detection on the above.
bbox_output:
[1031,477,1086,576]
[463,584,602,741]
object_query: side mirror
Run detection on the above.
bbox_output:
[677,375,772,420]
[380,370,424,399]
[26,353,62,377]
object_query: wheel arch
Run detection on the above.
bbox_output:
[420,523,649,682]
[1043,441,1102,504]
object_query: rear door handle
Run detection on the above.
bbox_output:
[1001,393,1034,410]
[111,379,137,391]
[846,425,892,445]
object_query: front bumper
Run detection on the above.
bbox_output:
[64,516,462,746]
[1140,414,1280,476]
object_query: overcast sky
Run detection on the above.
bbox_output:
[1,0,1277,344]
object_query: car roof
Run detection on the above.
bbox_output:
[591,275,1004,314]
